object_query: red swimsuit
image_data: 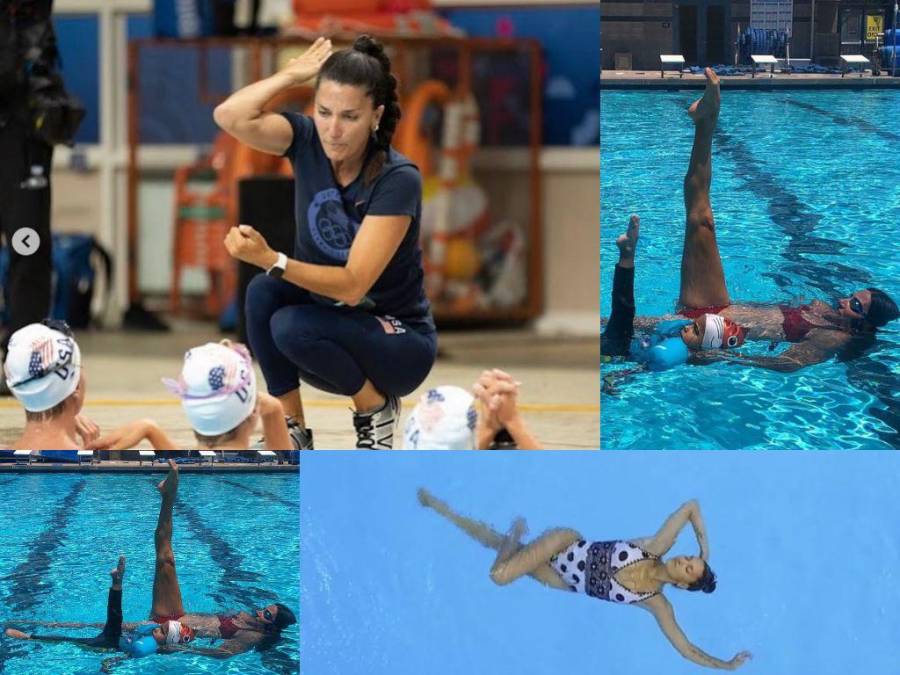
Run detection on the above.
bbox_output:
[779,305,814,342]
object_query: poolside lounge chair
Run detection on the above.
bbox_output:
[840,54,869,78]
[751,54,778,78]
[77,450,95,464]
[256,450,277,464]
[198,450,217,465]
[659,54,685,79]
[13,450,34,465]
[138,450,155,466]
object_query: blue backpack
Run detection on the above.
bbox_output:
[0,233,113,329]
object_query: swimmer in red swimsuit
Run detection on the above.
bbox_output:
[148,460,297,657]
[628,68,899,371]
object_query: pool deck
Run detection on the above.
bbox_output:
[601,69,900,89]
[0,460,298,473]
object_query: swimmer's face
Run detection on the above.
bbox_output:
[152,625,166,645]
[680,319,705,350]
[256,604,278,626]
[836,289,872,321]
[667,555,705,586]
[314,80,384,164]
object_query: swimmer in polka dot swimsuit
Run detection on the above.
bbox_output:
[418,489,751,671]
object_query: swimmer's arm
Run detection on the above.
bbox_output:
[642,499,709,560]
[276,215,412,306]
[176,639,252,658]
[101,655,128,673]
[720,340,833,373]
[640,596,749,670]
[90,419,176,451]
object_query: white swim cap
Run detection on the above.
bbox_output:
[701,314,726,350]
[164,620,192,645]
[3,322,82,412]
[163,342,257,436]
[402,386,477,450]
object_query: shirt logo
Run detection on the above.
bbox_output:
[308,188,361,261]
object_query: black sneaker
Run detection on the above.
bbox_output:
[253,417,314,450]
[287,419,314,450]
[353,396,400,449]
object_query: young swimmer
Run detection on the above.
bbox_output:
[402,369,541,450]
[418,490,751,671]
[4,556,193,657]
[602,215,746,372]
[159,340,292,450]
[3,321,172,450]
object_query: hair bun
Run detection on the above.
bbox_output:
[352,34,391,72]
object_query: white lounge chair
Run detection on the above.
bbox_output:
[256,450,276,464]
[13,450,34,465]
[659,54,685,79]
[841,54,869,78]
[138,450,155,466]
[77,450,95,464]
[751,54,778,78]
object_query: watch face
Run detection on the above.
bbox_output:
[268,265,285,278]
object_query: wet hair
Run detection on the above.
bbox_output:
[272,603,297,631]
[686,561,717,594]
[866,288,899,329]
[316,34,401,185]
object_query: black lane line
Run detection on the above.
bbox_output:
[786,99,900,143]
[220,479,298,509]
[1,480,86,614]
[175,502,276,611]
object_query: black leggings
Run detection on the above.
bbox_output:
[600,264,635,357]
[29,587,123,649]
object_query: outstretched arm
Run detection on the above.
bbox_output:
[715,336,837,373]
[171,638,252,658]
[640,595,751,670]
[637,500,709,560]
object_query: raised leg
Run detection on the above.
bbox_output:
[417,489,577,590]
[679,68,730,309]
[602,215,640,357]
[150,460,185,620]
[489,526,582,587]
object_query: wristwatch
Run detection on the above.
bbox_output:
[266,252,288,278]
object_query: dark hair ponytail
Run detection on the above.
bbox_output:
[316,34,401,185]
[686,561,717,594]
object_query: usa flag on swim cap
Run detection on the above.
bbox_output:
[28,338,55,378]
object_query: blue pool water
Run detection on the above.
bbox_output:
[601,89,900,449]
[0,472,299,674]
[301,452,900,675]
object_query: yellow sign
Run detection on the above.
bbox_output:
[866,15,884,41]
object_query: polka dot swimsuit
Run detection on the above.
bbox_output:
[550,540,659,604]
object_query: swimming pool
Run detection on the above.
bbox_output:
[300,452,900,675]
[0,472,299,674]
[601,88,900,449]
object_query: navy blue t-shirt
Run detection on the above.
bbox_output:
[280,112,434,333]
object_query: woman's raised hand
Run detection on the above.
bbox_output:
[280,37,333,86]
